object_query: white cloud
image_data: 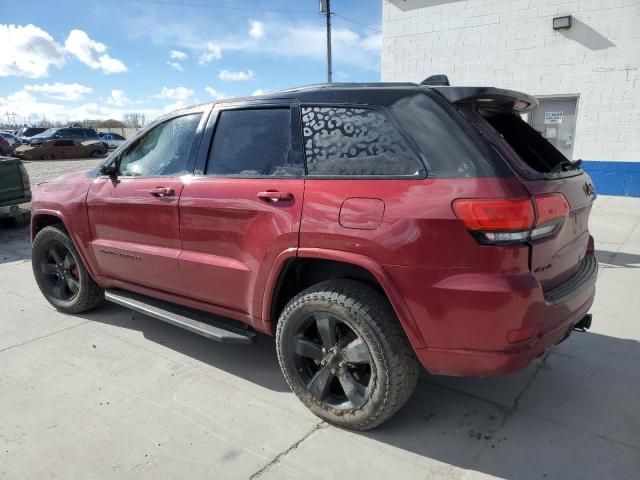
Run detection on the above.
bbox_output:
[156,86,195,101]
[169,49,187,61]
[167,61,184,71]
[204,86,227,100]
[218,69,254,81]
[0,89,160,124]
[198,42,222,65]
[251,88,266,96]
[106,89,131,107]
[24,82,92,101]
[122,12,381,71]
[0,24,65,78]
[7,90,37,103]
[249,20,265,39]
[64,29,127,74]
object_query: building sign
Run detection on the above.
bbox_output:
[545,111,564,124]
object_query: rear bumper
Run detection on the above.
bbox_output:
[387,252,598,376]
[414,291,594,376]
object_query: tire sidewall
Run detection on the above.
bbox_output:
[32,226,93,312]
[277,289,393,428]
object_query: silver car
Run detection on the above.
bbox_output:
[98,132,126,150]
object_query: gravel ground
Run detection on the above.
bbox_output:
[22,157,104,187]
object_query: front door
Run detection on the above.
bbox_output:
[87,111,205,294]
[178,105,305,317]
[530,97,578,160]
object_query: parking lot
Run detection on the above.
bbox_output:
[1,159,639,479]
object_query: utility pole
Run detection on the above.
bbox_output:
[320,0,332,83]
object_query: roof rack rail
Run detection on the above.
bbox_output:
[420,74,450,86]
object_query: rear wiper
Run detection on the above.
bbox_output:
[550,159,581,173]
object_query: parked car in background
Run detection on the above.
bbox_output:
[98,132,126,149]
[29,80,597,430]
[15,127,48,144]
[0,156,31,227]
[0,136,12,156]
[26,127,99,146]
[15,137,107,160]
[0,132,18,147]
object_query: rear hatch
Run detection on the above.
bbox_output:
[0,157,30,206]
[432,87,596,292]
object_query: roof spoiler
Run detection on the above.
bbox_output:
[429,86,539,113]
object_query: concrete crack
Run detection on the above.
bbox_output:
[249,422,326,479]
[0,321,89,354]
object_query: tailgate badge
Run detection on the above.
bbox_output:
[583,182,595,196]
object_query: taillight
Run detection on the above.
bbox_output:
[453,193,569,245]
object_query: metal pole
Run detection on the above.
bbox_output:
[326,0,332,83]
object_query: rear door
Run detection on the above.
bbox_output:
[178,102,305,317]
[87,110,207,294]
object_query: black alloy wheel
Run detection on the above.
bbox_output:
[35,239,81,301]
[32,225,104,313]
[291,312,374,409]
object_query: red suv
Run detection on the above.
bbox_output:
[30,81,597,430]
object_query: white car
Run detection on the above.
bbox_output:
[98,132,126,150]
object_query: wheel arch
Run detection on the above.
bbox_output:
[263,248,425,349]
[31,210,99,281]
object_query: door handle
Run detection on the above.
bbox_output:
[149,187,175,197]
[257,190,294,203]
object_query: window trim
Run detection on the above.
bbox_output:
[199,102,304,179]
[299,102,427,180]
[99,108,209,179]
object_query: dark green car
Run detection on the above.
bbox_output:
[0,156,31,227]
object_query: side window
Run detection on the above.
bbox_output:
[206,108,295,177]
[68,129,84,139]
[302,106,421,177]
[118,113,201,177]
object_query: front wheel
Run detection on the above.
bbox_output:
[276,279,418,430]
[32,225,104,313]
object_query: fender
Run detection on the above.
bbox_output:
[31,208,100,281]
[261,247,426,349]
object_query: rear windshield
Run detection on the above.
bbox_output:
[481,112,579,175]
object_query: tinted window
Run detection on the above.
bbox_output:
[301,106,421,177]
[206,108,295,177]
[83,128,98,138]
[389,94,510,178]
[110,133,125,140]
[118,113,201,177]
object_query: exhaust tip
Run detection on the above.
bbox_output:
[574,314,592,332]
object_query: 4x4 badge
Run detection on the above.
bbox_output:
[583,182,594,196]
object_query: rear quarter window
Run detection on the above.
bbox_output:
[389,93,511,178]
[301,106,423,177]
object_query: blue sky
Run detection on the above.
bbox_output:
[0,0,382,124]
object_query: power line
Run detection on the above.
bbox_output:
[332,12,382,33]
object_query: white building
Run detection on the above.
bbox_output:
[381,0,640,195]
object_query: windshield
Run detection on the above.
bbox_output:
[32,129,57,139]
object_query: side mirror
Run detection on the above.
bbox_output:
[99,163,118,178]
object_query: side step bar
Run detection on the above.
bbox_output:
[105,289,256,344]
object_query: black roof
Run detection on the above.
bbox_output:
[173,82,538,116]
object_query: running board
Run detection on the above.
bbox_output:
[104,289,255,344]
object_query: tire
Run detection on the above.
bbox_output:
[32,225,104,313]
[276,279,418,430]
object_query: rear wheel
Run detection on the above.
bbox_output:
[276,279,418,430]
[32,225,104,313]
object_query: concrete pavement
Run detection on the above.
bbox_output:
[0,189,639,479]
